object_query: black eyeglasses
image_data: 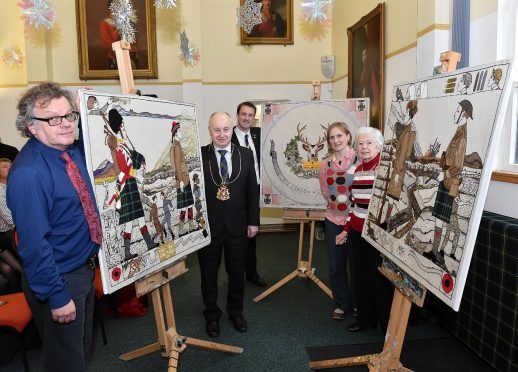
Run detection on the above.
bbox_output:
[31,111,79,126]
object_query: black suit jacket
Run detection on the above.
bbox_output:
[201,144,259,238]
[231,126,261,173]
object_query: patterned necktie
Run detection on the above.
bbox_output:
[60,152,102,245]
[244,134,250,148]
[218,149,229,181]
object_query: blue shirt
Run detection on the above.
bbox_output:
[7,137,99,309]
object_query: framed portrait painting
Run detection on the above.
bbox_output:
[76,0,158,79]
[347,3,385,131]
[240,0,294,45]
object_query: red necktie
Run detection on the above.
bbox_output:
[60,152,102,245]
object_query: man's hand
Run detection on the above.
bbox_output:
[247,225,258,238]
[51,300,77,324]
[336,231,348,245]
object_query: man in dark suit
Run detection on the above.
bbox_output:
[231,101,266,287]
[199,112,259,337]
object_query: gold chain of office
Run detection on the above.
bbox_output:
[208,144,242,201]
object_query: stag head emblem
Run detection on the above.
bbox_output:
[296,123,327,161]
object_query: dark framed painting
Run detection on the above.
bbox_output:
[240,0,294,45]
[76,0,158,79]
[347,3,385,131]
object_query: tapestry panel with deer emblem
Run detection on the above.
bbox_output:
[260,100,369,209]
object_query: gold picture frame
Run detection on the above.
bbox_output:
[240,0,294,45]
[347,3,385,132]
[76,0,158,80]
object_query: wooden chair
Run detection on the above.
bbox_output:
[93,265,107,345]
[0,292,32,372]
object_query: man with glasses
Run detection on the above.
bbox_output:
[7,82,100,371]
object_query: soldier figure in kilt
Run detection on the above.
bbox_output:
[170,121,196,236]
[431,99,473,266]
[104,108,158,261]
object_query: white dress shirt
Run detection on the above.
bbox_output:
[234,127,260,184]
[213,143,233,178]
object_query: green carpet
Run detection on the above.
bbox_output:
[3,231,487,371]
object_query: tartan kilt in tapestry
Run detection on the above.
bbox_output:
[118,178,145,224]
[176,183,194,209]
[131,150,145,168]
[432,181,454,223]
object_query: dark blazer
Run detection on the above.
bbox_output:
[201,144,259,238]
[231,126,261,172]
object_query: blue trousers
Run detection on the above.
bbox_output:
[325,219,351,312]
[22,263,95,372]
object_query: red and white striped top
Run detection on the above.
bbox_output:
[343,153,380,233]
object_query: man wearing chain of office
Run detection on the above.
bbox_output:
[198,112,259,337]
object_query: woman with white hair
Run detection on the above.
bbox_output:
[336,126,393,333]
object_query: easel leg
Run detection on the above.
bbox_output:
[309,289,415,371]
[306,220,332,298]
[119,286,169,360]
[254,218,332,302]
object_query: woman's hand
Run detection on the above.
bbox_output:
[336,231,348,245]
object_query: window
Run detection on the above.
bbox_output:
[495,0,518,175]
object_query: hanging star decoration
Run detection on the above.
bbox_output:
[178,31,200,67]
[17,0,56,29]
[154,0,177,9]
[301,0,333,23]
[110,0,138,44]
[236,0,262,34]
[1,45,25,68]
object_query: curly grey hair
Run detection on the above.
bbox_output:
[16,82,76,138]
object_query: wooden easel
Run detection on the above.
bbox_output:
[309,266,427,371]
[111,41,242,371]
[311,80,321,100]
[440,51,461,73]
[309,52,459,371]
[253,208,332,302]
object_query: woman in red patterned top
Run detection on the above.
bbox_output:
[336,126,393,333]
[318,122,356,321]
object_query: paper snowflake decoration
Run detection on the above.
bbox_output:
[301,0,333,23]
[178,31,200,66]
[18,0,56,29]
[110,0,138,44]
[154,0,177,9]
[236,0,262,34]
[1,45,25,68]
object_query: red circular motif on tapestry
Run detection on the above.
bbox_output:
[112,267,122,282]
[337,203,347,211]
[327,169,335,176]
[328,202,336,209]
[337,185,347,193]
[327,177,334,185]
[337,171,345,176]
[441,273,454,293]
